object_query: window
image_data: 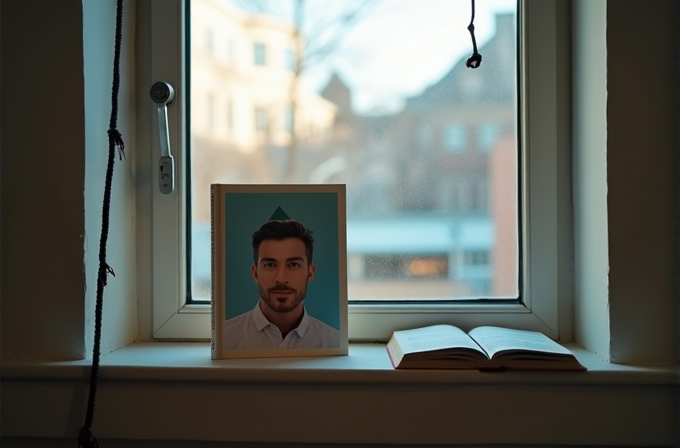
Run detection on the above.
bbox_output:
[206,93,215,131]
[226,39,234,62]
[283,107,293,133]
[147,0,569,341]
[440,177,465,212]
[360,255,449,281]
[284,48,295,71]
[254,107,268,133]
[205,27,214,52]
[473,177,489,211]
[443,124,467,152]
[417,124,433,149]
[226,100,233,130]
[253,42,266,66]
[464,250,490,266]
[477,122,502,152]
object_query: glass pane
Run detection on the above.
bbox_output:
[189,0,519,302]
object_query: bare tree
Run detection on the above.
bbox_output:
[234,0,377,182]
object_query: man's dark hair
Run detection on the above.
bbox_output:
[252,220,315,265]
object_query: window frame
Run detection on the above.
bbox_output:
[145,0,571,341]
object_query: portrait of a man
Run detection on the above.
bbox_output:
[223,219,340,350]
[211,183,347,359]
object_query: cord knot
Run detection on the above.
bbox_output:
[98,262,116,288]
[466,52,482,69]
[465,0,482,69]
[108,128,126,160]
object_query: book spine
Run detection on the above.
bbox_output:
[210,184,216,359]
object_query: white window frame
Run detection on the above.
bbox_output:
[145,0,570,341]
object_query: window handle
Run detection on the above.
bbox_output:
[150,82,176,194]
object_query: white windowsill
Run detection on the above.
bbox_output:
[2,342,677,445]
[2,342,676,385]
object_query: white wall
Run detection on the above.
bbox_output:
[82,0,138,356]
[573,0,680,365]
[0,0,137,360]
[572,0,611,360]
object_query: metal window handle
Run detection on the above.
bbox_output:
[150,82,176,194]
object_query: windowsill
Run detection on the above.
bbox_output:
[2,342,677,445]
[2,341,676,385]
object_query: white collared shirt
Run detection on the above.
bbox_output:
[223,301,340,350]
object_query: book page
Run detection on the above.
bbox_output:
[394,325,484,355]
[468,326,572,358]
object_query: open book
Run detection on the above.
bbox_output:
[386,325,586,371]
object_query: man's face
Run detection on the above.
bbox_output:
[252,237,315,313]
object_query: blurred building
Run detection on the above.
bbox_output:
[320,13,518,297]
[190,6,519,300]
[190,0,337,222]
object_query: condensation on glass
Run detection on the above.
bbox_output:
[189,0,519,302]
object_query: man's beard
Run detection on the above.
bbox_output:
[259,283,307,313]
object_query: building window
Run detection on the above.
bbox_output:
[253,42,266,66]
[207,93,215,130]
[226,100,233,130]
[205,27,214,52]
[284,48,295,71]
[226,39,234,62]
[417,124,433,149]
[477,122,502,152]
[472,178,489,211]
[441,177,468,212]
[362,255,449,280]
[464,250,490,266]
[443,124,467,152]
[283,107,293,133]
[255,107,268,133]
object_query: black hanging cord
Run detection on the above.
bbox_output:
[77,0,125,446]
[465,0,482,68]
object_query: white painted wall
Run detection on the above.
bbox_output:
[82,0,138,357]
[572,0,611,360]
[573,0,680,364]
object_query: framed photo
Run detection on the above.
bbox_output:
[211,184,348,359]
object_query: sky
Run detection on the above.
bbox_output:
[228,0,517,115]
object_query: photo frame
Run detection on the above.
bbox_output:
[211,184,348,359]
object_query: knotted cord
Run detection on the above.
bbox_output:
[465,0,482,68]
[77,0,125,446]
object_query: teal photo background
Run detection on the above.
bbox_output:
[222,192,340,330]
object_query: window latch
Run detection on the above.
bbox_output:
[150,82,176,194]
